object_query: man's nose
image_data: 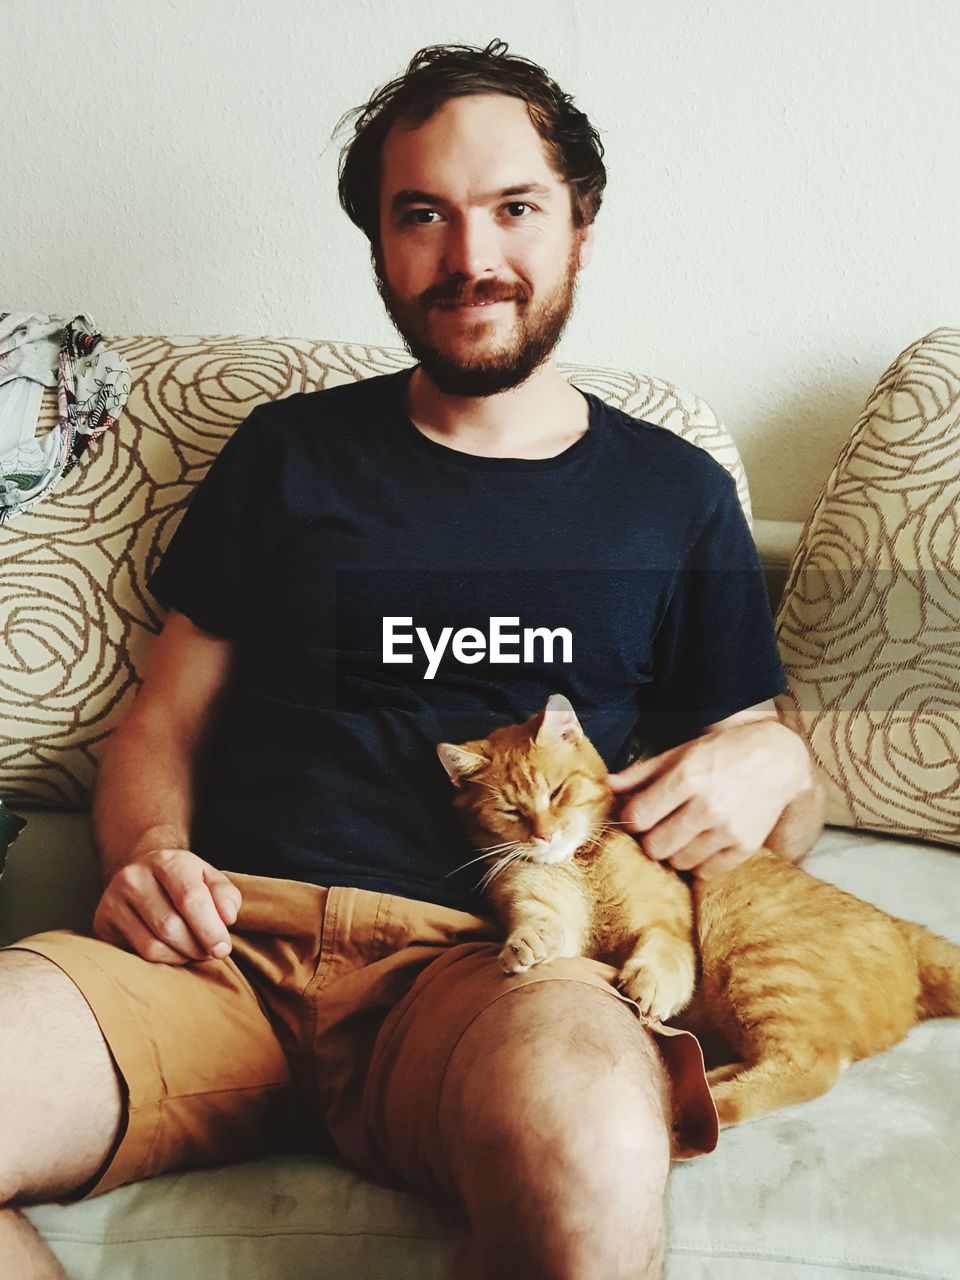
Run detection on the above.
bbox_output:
[440,213,501,279]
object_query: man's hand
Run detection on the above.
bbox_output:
[93,847,243,965]
[606,720,813,880]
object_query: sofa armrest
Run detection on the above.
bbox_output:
[753,518,803,615]
[0,811,100,945]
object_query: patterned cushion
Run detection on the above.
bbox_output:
[0,337,749,809]
[775,327,960,847]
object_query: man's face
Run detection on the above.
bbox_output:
[375,93,594,397]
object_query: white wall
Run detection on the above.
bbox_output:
[4,0,958,520]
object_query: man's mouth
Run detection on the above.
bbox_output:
[438,299,513,309]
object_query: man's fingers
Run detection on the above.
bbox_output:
[108,867,208,961]
[97,897,192,965]
[606,747,678,792]
[152,865,233,959]
[666,830,730,872]
[137,884,211,961]
[95,851,241,964]
[617,765,694,835]
[637,799,705,863]
[208,874,242,929]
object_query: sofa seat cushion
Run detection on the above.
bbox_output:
[26,1155,466,1280]
[7,816,959,1280]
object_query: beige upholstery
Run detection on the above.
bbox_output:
[776,327,960,847]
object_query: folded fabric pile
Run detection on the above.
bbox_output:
[0,312,131,525]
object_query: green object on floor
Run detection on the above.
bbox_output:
[0,799,27,875]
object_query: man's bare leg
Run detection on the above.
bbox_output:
[0,949,125,1277]
[0,1208,69,1279]
[438,983,672,1280]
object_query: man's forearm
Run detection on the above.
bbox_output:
[91,717,197,886]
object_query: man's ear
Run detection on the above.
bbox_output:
[577,222,595,270]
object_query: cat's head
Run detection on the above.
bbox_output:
[436,693,613,870]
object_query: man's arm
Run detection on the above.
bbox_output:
[90,609,243,963]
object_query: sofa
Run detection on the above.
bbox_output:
[1,335,957,1280]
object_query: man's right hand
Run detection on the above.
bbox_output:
[93,848,243,965]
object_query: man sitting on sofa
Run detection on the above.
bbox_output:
[0,38,825,1280]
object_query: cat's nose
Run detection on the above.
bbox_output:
[532,823,558,843]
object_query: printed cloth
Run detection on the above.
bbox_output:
[0,312,131,525]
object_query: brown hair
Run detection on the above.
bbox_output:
[335,39,606,257]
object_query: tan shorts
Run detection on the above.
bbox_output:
[4,872,718,1206]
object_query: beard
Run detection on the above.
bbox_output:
[373,238,583,398]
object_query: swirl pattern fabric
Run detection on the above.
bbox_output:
[0,337,749,809]
[776,327,960,847]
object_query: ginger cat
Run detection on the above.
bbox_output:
[438,694,960,1127]
[436,692,698,1022]
[677,845,960,1125]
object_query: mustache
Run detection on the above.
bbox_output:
[423,279,529,309]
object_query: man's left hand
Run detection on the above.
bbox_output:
[605,720,811,880]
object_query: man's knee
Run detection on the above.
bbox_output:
[437,983,670,1280]
[439,981,671,1189]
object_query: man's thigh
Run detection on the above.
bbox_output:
[0,948,124,1203]
[1,928,302,1205]
[357,942,719,1203]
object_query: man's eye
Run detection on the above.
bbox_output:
[504,202,532,217]
[403,209,440,225]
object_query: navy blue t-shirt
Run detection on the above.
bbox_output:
[146,366,786,912]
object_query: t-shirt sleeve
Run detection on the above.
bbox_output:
[146,409,271,639]
[642,469,787,750]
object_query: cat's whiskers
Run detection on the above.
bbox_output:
[478,846,529,893]
[474,781,506,801]
[439,841,522,882]
[579,820,638,853]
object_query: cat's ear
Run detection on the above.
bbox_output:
[534,693,583,747]
[436,743,489,788]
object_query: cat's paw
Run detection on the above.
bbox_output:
[499,919,570,974]
[616,937,696,1021]
[707,1082,747,1128]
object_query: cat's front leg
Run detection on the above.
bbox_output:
[617,927,697,1021]
[598,832,698,1021]
[487,864,591,976]
[499,913,581,975]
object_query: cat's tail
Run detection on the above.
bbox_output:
[898,921,960,1019]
